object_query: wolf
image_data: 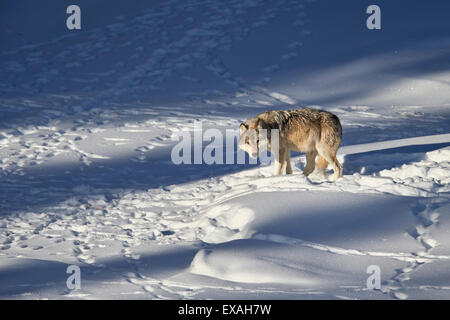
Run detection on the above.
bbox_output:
[239,108,343,181]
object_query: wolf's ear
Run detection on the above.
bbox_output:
[239,123,248,134]
[249,118,261,130]
[257,119,264,129]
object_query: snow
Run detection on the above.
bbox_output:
[1,0,450,299]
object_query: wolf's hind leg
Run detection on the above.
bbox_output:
[303,151,317,176]
[316,156,329,177]
[331,155,343,181]
[317,146,342,181]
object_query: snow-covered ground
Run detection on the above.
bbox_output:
[0,0,449,299]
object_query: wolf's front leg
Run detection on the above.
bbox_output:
[303,151,317,176]
[286,151,293,174]
[274,148,287,175]
[274,159,284,175]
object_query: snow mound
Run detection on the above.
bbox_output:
[379,147,450,192]
[195,204,255,243]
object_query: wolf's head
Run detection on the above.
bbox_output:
[238,119,269,158]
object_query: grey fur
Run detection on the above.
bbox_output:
[239,108,343,181]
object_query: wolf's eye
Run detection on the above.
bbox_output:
[245,136,249,144]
